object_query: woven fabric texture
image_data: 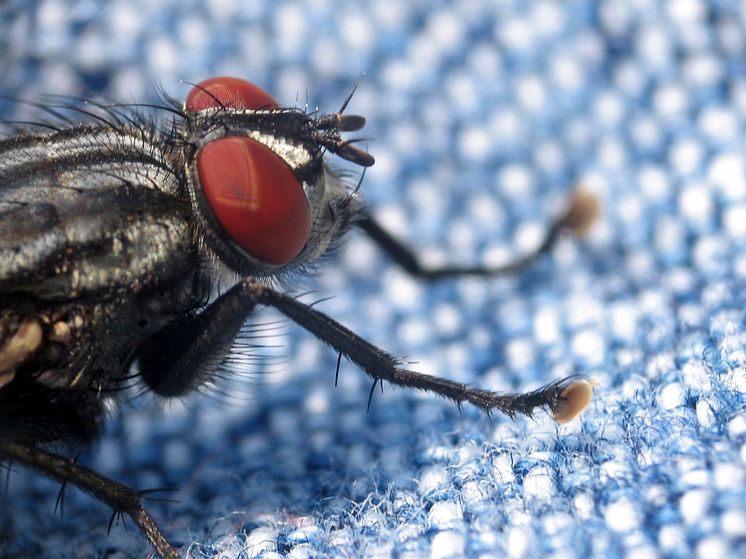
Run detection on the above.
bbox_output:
[2,1,746,558]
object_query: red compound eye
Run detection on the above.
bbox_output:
[186,76,278,112]
[197,136,311,266]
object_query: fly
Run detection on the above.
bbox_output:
[0,76,598,558]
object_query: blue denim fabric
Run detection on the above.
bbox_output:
[2,1,746,557]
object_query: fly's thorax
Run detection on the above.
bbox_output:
[0,125,183,200]
[0,121,198,304]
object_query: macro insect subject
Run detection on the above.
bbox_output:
[0,76,597,557]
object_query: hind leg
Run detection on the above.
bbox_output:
[0,441,179,559]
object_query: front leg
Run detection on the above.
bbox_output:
[249,282,592,422]
[137,286,259,397]
[144,279,591,421]
[138,279,591,420]
[355,188,599,280]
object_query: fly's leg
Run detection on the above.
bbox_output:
[138,287,259,397]
[355,189,599,280]
[0,442,179,559]
[149,280,591,421]
[249,283,592,421]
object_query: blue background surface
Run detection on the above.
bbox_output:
[2,1,746,557]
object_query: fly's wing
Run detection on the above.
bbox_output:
[0,127,192,301]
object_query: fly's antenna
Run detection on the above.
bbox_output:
[312,75,374,167]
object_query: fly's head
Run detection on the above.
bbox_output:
[181,77,374,278]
